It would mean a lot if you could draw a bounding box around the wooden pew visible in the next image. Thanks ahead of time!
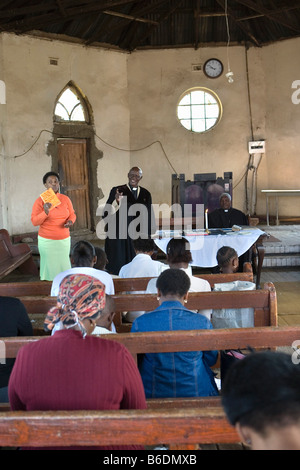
[0,407,239,449]
[112,282,277,328]
[0,396,221,412]
[113,270,253,293]
[113,262,253,292]
[0,263,253,296]
[1,325,297,360]
[5,281,277,333]
[0,229,38,280]
[0,281,52,297]
[0,325,298,449]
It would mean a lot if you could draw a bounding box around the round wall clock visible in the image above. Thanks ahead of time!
[203,58,223,78]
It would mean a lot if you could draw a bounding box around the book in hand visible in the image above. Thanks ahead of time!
[40,188,61,210]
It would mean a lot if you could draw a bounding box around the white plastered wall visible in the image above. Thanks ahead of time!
[0,32,130,234]
[1,33,300,234]
[127,41,300,219]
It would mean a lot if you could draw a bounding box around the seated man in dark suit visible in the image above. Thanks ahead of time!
[208,193,249,229]
[208,193,249,272]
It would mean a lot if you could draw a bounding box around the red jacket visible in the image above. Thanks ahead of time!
[9,329,147,450]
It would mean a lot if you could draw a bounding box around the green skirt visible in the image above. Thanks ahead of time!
[38,236,71,281]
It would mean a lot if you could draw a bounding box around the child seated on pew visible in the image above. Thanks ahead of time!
[92,295,116,335]
[214,246,256,383]
[216,246,239,274]
[212,246,256,329]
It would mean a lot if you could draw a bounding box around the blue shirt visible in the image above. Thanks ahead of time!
[131,300,219,398]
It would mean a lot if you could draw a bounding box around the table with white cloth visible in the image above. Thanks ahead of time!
[154,227,266,287]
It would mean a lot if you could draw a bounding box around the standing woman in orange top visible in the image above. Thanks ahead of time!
[31,172,76,281]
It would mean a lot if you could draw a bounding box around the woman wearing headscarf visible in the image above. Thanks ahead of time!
[8,274,147,450]
[31,171,76,281]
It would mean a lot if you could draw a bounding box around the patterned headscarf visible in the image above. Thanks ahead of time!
[44,274,106,336]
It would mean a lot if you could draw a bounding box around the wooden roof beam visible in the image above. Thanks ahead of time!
[215,0,261,46]
[235,0,300,33]
[102,10,159,25]
[85,0,167,47]
[0,0,141,31]
[118,0,178,51]
[127,0,187,51]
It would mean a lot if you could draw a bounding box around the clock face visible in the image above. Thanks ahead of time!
[203,59,223,78]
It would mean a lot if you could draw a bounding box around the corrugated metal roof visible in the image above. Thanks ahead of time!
[0,0,300,51]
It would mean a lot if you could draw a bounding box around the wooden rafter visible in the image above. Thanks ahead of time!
[116,0,172,50]
[85,0,166,47]
[194,0,201,50]
[0,1,141,31]
[125,0,186,51]
[103,10,159,25]
[0,1,299,50]
[215,0,261,46]
[235,0,300,33]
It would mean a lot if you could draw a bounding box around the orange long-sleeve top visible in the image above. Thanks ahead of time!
[31,193,76,240]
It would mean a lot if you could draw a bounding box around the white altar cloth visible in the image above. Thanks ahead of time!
[154,228,265,268]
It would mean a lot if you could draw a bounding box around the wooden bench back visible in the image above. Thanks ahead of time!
[0,280,52,297]
[0,229,38,279]
[0,396,221,413]
[0,229,30,259]
[113,282,277,327]
[0,407,239,448]
[0,263,253,296]
[1,324,297,360]
[0,325,299,449]
[10,282,276,332]
[113,270,253,293]
[0,238,12,262]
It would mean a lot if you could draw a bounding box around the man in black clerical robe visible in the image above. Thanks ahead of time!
[104,167,156,275]
[208,193,249,229]
[208,193,249,271]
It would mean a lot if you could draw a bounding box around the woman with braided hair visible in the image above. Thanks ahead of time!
[8,274,146,450]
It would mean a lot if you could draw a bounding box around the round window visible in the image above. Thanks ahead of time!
[177,87,222,133]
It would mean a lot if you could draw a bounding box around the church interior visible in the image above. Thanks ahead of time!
[0,0,300,452]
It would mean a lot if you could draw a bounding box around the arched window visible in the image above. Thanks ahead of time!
[177,87,222,133]
[54,83,89,123]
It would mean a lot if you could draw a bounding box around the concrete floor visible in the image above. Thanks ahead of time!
[258,225,300,326]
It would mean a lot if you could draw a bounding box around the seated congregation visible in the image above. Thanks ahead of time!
[1,235,298,450]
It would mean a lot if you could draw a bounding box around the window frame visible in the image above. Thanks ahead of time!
[54,84,90,124]
[176,87,223,134]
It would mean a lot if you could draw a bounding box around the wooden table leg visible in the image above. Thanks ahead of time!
[256,245,265,289]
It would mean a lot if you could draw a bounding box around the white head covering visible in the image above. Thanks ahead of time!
[219,192,231,201]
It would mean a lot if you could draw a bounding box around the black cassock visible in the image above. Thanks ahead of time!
[104,184,155,275]
[208,208,249,229]
[208,208,250,272]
